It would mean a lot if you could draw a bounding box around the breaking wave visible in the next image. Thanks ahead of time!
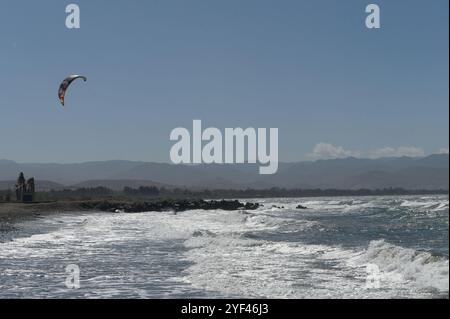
[0,195,448,298]
[355,240,449,293]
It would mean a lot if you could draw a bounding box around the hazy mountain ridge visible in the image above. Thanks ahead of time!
[0,154,448,190]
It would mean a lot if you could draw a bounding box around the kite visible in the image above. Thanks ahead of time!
[58,75,87,106]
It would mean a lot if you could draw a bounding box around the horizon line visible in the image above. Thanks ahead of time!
[1,153,448,166]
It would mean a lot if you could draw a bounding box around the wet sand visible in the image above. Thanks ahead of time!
[0,201,89,222]
[0,202,93,239]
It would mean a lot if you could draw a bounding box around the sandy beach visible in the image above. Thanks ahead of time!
[0,202,88,222]
[0,202,91,242]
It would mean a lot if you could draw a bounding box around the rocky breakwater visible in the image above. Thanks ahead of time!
[79,199,260,213]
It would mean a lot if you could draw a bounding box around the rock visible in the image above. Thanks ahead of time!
[296,204,308,209]
[82,199,260,213]
[272,205,283,209]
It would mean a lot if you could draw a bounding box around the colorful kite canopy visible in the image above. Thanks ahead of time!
[58,75,87,106]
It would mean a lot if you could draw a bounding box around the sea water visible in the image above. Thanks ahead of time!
[0,195,448,298]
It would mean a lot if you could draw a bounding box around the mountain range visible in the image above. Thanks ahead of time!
[0,154,448,190]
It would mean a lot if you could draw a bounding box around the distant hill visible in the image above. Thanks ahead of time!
[71,180,172,191]
[263,154,449,189]
[0,154,448,190]
[0,160,144,184]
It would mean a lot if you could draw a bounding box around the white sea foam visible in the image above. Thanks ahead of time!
[0,195,448,298]
[183,233,449,298]
[352,240,449,292]
[179,198,449,298]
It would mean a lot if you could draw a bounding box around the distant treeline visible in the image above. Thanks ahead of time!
[120,186,446,199]
[1,186,447,202]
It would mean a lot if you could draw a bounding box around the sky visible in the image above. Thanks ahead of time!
[0,0,448,163]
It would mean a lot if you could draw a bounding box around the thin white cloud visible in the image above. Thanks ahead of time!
[307,143,426,160]
[307,143,360,160]
[438,148,449,154]
[368,146,425,159]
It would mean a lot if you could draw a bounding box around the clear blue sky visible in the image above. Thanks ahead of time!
[1,0,448,163]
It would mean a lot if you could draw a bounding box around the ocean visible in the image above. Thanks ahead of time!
[0,195,448,298]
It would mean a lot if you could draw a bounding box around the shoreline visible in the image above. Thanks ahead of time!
[0,201,92,230]
[0,199,260,224]
[2,192,449,223]
[0,199,258,241]
[0,201,88,218]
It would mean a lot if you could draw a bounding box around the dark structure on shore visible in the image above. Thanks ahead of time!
[15,172,35,203]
